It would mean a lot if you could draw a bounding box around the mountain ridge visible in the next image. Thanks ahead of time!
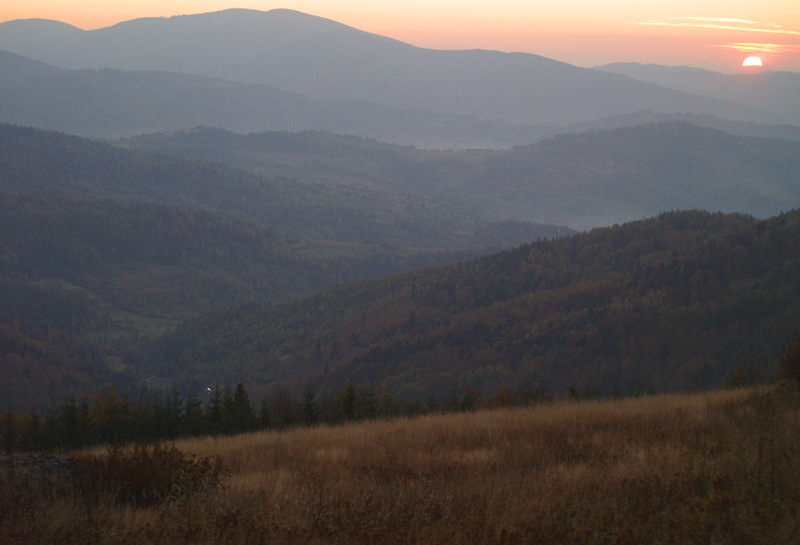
[116,121,800,229]
[0,122,574,247]
[0,9,776,126]
[0,51,553,148]
[597,62,800,125]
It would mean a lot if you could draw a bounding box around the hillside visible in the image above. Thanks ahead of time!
[0,50,61,86]
[0,123,566,248]
[0,123,571,410]
[563,111,800,143]
[4,388,799,544]
[0,9,773,126]
[0,192,470,320]
[119,122,800,229]
[140,209,800,400]
[0,324,114,411]
[488,123,800,226]
[0,190,495,327]
[0,191,490,410]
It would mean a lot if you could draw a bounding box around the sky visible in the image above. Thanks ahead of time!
[2,1,799,72]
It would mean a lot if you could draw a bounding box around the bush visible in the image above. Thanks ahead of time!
[779,337,800,390]
[71,443,227,506]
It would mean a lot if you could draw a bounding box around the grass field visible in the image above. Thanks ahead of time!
[3,387,799,544]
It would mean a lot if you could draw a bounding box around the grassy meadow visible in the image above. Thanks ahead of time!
[3,387,799,544]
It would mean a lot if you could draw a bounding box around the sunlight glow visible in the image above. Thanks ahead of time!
[742,56,763,67]
[1,1,799,71]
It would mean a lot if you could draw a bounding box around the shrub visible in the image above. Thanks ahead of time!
[779,336,800,390]
[71,443,227,506]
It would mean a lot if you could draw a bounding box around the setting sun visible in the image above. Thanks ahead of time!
[742,56,763,67]
[1,1,799,70]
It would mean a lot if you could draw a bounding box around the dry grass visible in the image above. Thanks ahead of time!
[3,387,799,544]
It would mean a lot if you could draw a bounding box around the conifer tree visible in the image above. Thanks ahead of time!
[301,385,319,425]
[339,381,357,421]
[230,383,256,433]
[206,385,223,435]
[184,392,205,436]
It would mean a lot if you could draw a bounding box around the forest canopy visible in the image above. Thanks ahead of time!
[140,209,800,400]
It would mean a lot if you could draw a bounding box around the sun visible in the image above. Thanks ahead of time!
[742,56,763,68]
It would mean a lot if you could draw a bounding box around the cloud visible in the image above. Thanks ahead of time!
[673,17,764,25]
[637,16,800,36]
[713,42,800,54]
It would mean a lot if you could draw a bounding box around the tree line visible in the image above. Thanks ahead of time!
[0,381,557,454]
[5,330,797,454]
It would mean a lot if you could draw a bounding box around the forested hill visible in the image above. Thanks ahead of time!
[140,210,800,400]
[0,192,466,319]
[118,122,800,229]
[0,123,563,249]
[0,192,476,409]
[0,324,112,411]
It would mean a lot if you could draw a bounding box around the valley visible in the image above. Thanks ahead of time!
[1,6,800,542]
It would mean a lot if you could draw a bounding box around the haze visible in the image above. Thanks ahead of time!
[2,1,799,71]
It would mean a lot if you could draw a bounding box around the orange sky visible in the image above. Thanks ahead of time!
[2,1,799,71]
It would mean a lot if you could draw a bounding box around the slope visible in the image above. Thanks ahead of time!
[0,50,61,86]
[563,112,800,143]
[140,209,800,399]
[0,324,113,411]
[0,192,481,409]
[118,122,800,229]
[1,122,563,248]
[1,190,483,327]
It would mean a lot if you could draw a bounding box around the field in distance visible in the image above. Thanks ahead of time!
[4,386,798,544]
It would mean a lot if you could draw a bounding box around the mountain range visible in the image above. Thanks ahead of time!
[2,9,799,148]
[0,122,569,326]
[1,8,799,408]
[117,122,800,229]
[1,122,550,247]
[0,50,550,148]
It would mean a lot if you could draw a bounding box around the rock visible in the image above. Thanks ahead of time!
[1,452,75,477]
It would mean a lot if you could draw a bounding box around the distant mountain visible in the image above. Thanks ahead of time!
[597,63,800,125]
[0,9,772,126]
[118,122,800,229]
[0,50,61,86]
[487,123,800,227]
[139,209,800,399]
[0,53,551,148]
[0,18,80,50]
[3,122,560,247]
[3,52,795,150]
[563,111,800,143]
